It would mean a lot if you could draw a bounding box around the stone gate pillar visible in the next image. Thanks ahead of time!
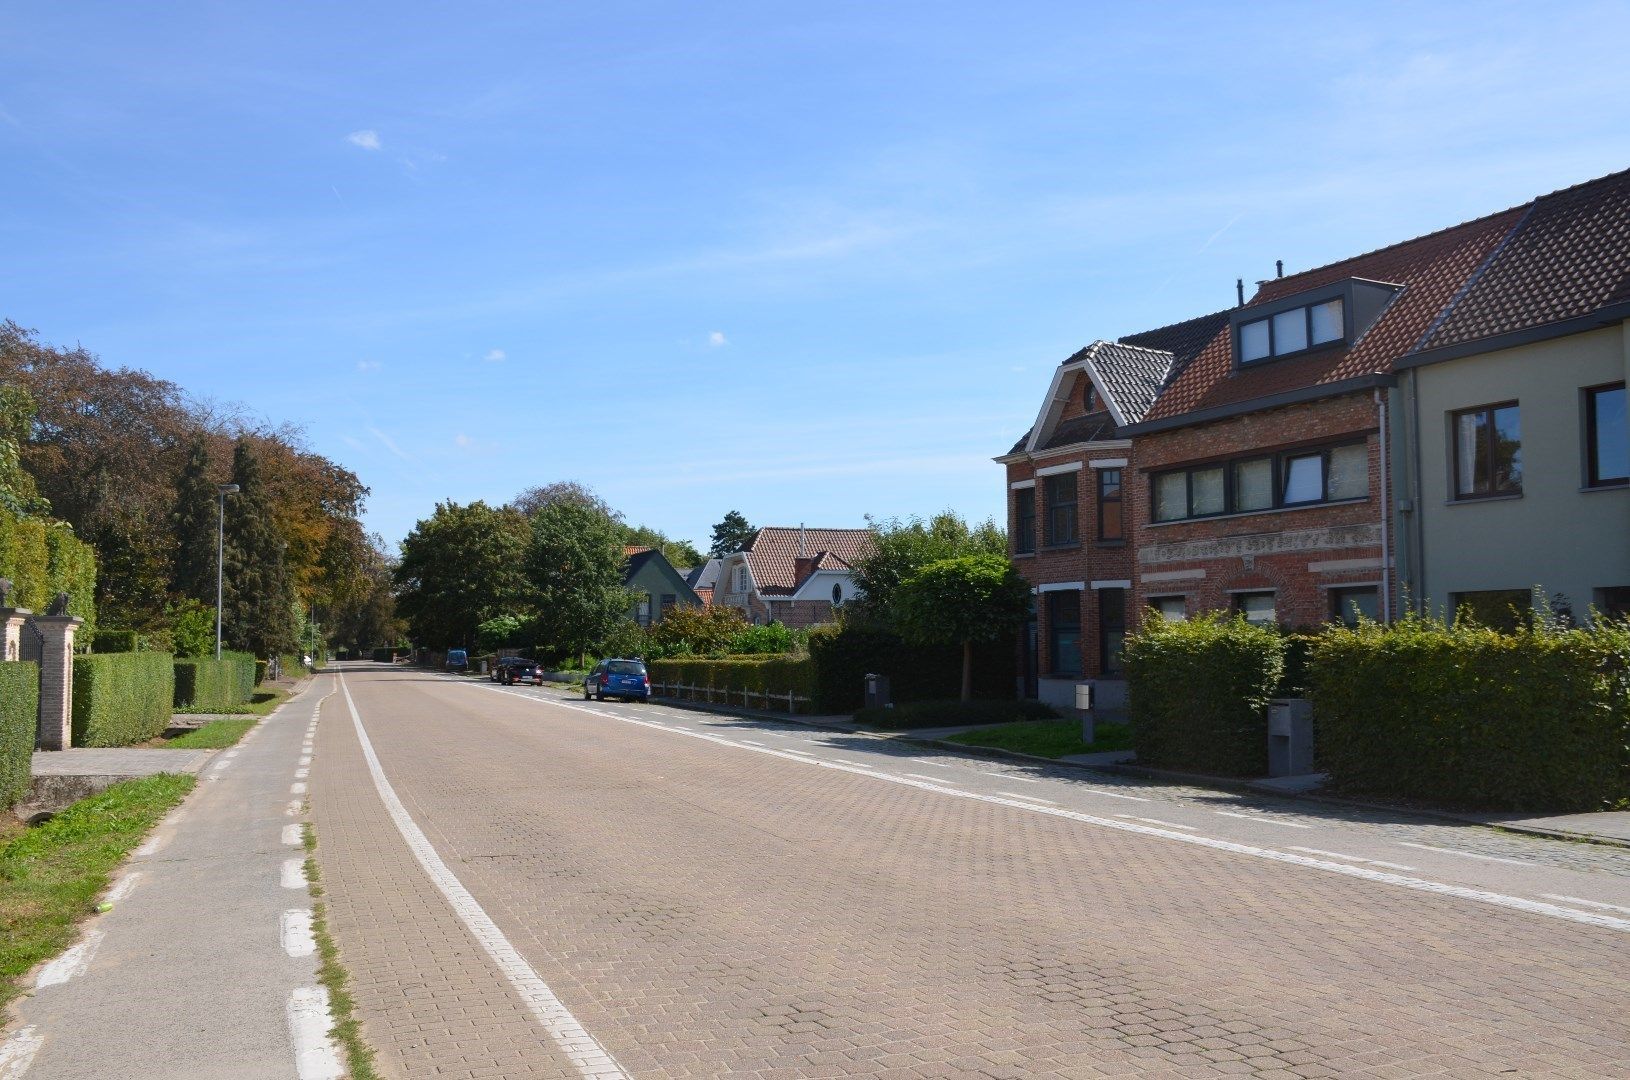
[0,607,31,662]
[33,615,82,751]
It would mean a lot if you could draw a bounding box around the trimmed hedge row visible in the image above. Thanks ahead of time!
[806,626,1015,713]
[1310,617,1630,811]
[1124,613,1286,777]
[72,651,175,747]
[174,652,257,711]
[0,661,38,810]
[647,655,816,711]
[0,509,97,638]
[90,629,140,654]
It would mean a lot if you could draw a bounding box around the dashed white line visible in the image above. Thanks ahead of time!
[281,909,316,957]
[36,930,105,988]
[1001,793,1057,805]
[0,1026,43,1078]
[1077,787,1150,802]
[1289,847,1416,871]
[134,832,168,858]
[1116,814,1199,831]
[105,872,142,904]
[286,800,304,817]
[294,768,310,780]
[982,771,1039,783]
[739,740,766,746]
[903,773,949,783]
[286,987,344,1080]
[299,755,312,766]
[1214,811,1312,829]
[1543,894,1630,916]
[290,782,308,796]
[1398,842,1531,866]
[281,824,303,847]
[338,674,631,1079]
[282,858,307,889]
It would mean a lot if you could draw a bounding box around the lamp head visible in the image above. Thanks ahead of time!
[218,483,241,495]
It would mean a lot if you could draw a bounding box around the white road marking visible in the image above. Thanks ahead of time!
[290,782,308,795]
[36,930,105,988]
[1543,894,1630,916]
[281,909,316,957]
[1289,847,1416,871]
[1001,793,1057,805]
[1077,787,1150,802]
[1398,842,1530,866]
[0,1026,43,1079]
[982,771,1039,782]
[299,755,312,766]
[287,800,304,817]
[1117,814,1198,831]
[1214,811,1312,829]
[282,858,307,889]
[105,872,142,904]
[134,832,168,858]
[917,761,952,768]
[282,824,303,847]
[780,748,814,757]
[294,768,310,779]
[903,773,949,783]
[740,740,766,746]
[472,679,1630,934]
[286,987,344,1080]
[338,674,631,1079]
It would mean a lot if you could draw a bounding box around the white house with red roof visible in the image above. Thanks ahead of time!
[714,526,874,628]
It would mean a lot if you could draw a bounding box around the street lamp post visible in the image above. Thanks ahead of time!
[215,483,240,660]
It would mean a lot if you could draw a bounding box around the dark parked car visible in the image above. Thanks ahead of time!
[499,658,542,686]
[490,656,529,682]
[584,658,649,702]
[445,648,468,672]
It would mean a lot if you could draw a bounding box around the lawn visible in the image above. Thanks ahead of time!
[161,717,258,749]
[945,718,1134,759]
[0,774,195,1005]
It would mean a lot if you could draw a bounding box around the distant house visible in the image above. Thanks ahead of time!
[684,558,723,607]
[714,526,874,628]
[623,547,702,626]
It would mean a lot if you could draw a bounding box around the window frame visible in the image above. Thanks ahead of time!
[1146,594,1188,622]
[1013,486,1037,554]
[1327,585,1379,627]
[1096,468,1124,541]
[1232,590,1278,627]
[1043,473,1079,547]
[1451,400,1522,500]
[1098,587,1126,676]
[1148,439,1368,523]
[1584,382,1628,489]
[1235,295,1348,366]
[1045,589,1082,677]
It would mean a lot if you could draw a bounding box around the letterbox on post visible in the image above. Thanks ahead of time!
[1074,682,1094,746]
[864,673,891,710]
[1267,697,1314,777]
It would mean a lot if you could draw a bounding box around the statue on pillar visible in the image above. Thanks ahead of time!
[46,591,69,617]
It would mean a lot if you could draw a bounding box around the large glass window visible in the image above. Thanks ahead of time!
[1328,586,1379,627]
[1013,487,1036,554]
[1310,298,1344,344]
[1191,466,1225,516]
[1154,472,1188,522]
[1099,588,1126,676]
[1453,403,1522,498]
[1234,591,1277,626]
[1240,319,1270,362]
[1046,590,1082,677]
[1150,441,1367,522]
[1148,595,1187,622]
[1237,298,1346,364]
[1281,453,1324,504]
[1043,473,1078,546]
[1234,458,1273,512]
[1586,383,1628,488]
[1096,469,1123,541]
[1271,308,1308,354]
[1327,443,1368,500]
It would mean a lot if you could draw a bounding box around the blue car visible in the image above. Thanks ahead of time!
[584,658,649,702]
[446,648,468,672]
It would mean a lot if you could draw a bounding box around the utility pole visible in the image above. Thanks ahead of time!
[215,483,240,659]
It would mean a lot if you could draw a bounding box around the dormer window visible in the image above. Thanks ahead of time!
[1232,278,1400,367]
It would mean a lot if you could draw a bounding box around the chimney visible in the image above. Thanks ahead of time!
[795,556,816,582]
[798,523,806,558]
[1236,277,1244,306]
[1276,259,1284,278]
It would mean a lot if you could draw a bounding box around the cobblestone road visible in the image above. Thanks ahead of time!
[312,665,1630,1079]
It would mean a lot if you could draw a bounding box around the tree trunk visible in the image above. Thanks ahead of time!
[961,639,973,702]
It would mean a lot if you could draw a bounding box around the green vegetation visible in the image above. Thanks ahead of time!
[708,510,758,558]
[854,698,1058,730]
[0,774,194,1005]
[173,652,257,711]
[946,718,1133,758]
[161,717,257,749]
[302,823,381,1080]
[1124,613,1286,777]
[527,497,632,666]
[894,553,1032,701]
[0,662,38,810]
[72,651,176,747]
[806,624,1016,713]
[646,655,815,709]
[847,511,1006,629]
[394,500,532,647]
[1311,612,1630,811]
[0,505,98,637]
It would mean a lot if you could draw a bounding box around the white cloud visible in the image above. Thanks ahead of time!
[367,426,413,461]
[483,348,506,363]
[356,359,382,372]
[346,130,382,151]
[707,331,727,348]
[454,433,472,447]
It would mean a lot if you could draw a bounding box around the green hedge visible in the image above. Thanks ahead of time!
[806,625,1016,713]
[0,509,97,639]
[646,655,816,711]
[854,699,1057,730]
[0,661,38,809]
[173,652,257,711]
[1124,613,1286,777]
[71,652,175,747]
[1310,615,1630,811]
[90,629,140,654]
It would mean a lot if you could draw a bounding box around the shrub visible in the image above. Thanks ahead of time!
[71,651,175,746]
[0,661,38,809]
[173,652,257,711]
[645,605,749,655]
[806,624,1016,713]
[168,599,216,658]
[853,699,1057,730]
[1310,614,1630,811]
[476,614,526,653]
[0,509,97,638]
[1124,613,1286,777]
[254,659,268,686]
[89,630,139,654]
[724,622,801,656]
[646,655,816,711]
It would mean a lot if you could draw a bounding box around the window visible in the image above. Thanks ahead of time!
[1237,297,1346,364]
[1013,487,1036,554]
[1328,586,1379,627]
[659,594,677,620]
[1099,588,1126,676]
[831,583,843,606]
[636,595,652,627]
[1586,383,1628,488]
[1233,591,1276,626]
[733,565,749,593]
[1596,587,1630,620]
[1151,441,1367,522]
[1044,473,1078,546]
[1097,469,1123,541]
[1452,589,1529,631]
[1148,595,1187,622]
[1453,402,1522,498]
[1046,590,1082,677]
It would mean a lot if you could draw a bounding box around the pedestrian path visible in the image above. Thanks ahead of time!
[0,679,339,1080]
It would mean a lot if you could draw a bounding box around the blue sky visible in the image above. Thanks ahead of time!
[5,2,1629,554]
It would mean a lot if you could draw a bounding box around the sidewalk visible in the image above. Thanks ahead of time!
[1,678,339,1079]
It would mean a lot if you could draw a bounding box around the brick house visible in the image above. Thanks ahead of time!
[713,526,874,629]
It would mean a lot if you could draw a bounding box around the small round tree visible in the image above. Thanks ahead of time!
[895,553,1032,702]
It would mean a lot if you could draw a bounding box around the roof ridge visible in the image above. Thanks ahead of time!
[1095,339,1176,359]
[1410,201,1540,354]
[1118,307,1233,343]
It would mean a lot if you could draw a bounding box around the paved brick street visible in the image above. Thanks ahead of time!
[312,664,1630,1079]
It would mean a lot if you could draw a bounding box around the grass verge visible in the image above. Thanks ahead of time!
[175,687,292,718]
[302,823,379,1080]
[946,718,1134,759]
[160,717,258,749]
[0,773,195,1006]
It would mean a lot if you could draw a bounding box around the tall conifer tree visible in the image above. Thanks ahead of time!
[172,436,219,605]
[221,440,298,656]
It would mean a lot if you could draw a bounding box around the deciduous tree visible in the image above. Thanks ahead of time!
[393,501,531,647]
[894,553,1031,702]
[849,511,1006,630]
[526,499,632,666]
